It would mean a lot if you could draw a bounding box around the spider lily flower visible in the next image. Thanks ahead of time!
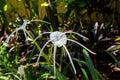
[3,20,31,46]
[35,31,96,76]
[3,20,50,46]
[50,31,67,47]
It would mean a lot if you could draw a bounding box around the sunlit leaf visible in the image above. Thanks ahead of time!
[41,2,49,7]
[41,73,52,79]
[106,45,120,51]
[4,5,7,11]
[115,37,120,41]
[0,76,13,80]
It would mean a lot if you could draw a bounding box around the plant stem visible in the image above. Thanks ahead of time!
[53,45,57,77]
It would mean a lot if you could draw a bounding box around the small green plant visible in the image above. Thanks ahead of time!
[73,49,104,80]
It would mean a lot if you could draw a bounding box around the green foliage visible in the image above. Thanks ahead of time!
[0,76,13,80]
[107,52,120,67]
[82,49,105,80]
[73,49,105,80]
[0,0,120,80]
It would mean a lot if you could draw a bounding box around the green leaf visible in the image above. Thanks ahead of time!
[40,73,53,79]
[4,5,7,11]
[0,0,7,11]
[107,52,120,67]
[41,64,68,80]
[82,49,97,80]
[79,1,87,8]
[73,58,89,80]
[95,69,105,80]
[107,45,120,51]
[0,76,13,80]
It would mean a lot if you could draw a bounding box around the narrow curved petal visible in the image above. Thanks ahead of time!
[23,30,27,41]
[64,31,89,40]
[3,36,11,46]
[3,31,16,46]
[30,20,51,24]
[62,44,76,74]
[9,46,15,52]
[36,40,51,65]
[34,32,51,42]
[67,39,96,55]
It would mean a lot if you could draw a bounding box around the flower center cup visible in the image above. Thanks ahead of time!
[50,31,67,47]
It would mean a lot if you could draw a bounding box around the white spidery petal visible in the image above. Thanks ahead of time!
[30,20,51,24]
[36,40,51,66]
[65,31,89,40]
[62,44,76,74]
[3,31,15,46]
[34,32,51,42]
[67,38,96,55]
[50,31,67,47]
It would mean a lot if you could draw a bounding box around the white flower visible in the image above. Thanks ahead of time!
[35,31,96,76]
[3,20,30,46]
[50,31,67,47]
[3,20,50,46]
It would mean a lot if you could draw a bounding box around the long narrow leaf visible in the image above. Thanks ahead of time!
[107,52,120,67]
[82,49,97,80]
[41,64,68,80]
[73,58,89,80]
[95,69,105,80]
